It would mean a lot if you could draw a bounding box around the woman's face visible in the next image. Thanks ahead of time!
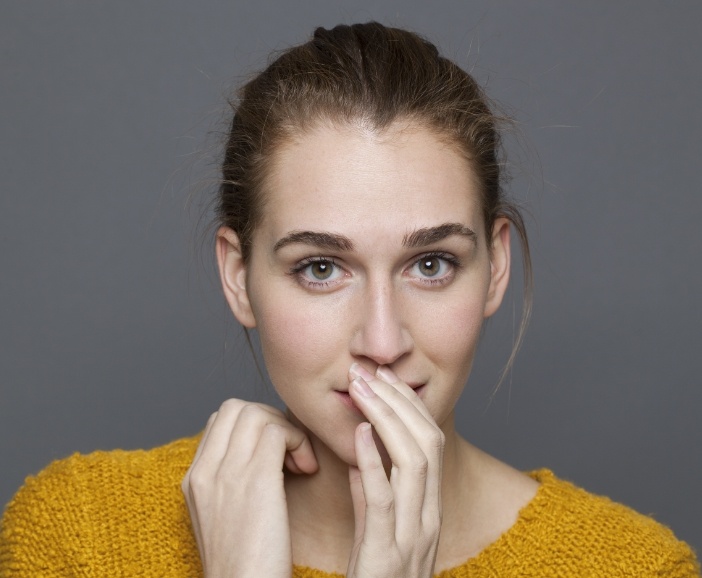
[218,121,510,465]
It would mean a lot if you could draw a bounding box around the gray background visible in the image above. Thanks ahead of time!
[2,0,701,555]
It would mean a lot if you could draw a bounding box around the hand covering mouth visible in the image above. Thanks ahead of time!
[334,382,426,393]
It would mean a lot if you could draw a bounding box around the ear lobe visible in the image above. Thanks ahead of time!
[216,226,256,328]
[484,218,511,318]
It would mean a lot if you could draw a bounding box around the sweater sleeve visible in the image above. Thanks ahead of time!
[658,540,701,577]
[1,438,203,578]
[0,455,92,577]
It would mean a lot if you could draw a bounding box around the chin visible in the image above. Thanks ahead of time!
[287,407,363,467]
[314,429,364,469]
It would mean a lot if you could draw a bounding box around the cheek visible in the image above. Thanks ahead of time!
[252,293,347,393]
[446,302,484,365]
[250,291,361,464]
[413,295,487,426]
[418,291,486,368]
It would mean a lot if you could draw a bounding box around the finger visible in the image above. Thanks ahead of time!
[285,433,318,474]
[349,379,426,516]
[182,412,223,544]
[375,365,434,423]
[346,464,365,578]
[243,406,318,473]
[249,423,293,472]
[349,377,443,529]
[356,370,443,468]
[190,399,252,469]
[369,374,445,526]
[350,363,434,424]
[222,405,318,474]
[353,422,395,543]
[350,374,440,461]
[187,400,317,482]
[348,464,366,544]
[191,410,219,466]
[182,408,225,501]
[284,452,303,474]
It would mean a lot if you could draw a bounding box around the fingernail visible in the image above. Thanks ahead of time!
[376,365,399,384]
[351,376,375,398]
[350,363,374,381]
[361,423,375,446]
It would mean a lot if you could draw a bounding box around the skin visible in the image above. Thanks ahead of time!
[182,121,539,576]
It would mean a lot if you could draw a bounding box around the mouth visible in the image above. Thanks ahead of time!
[335,390,364,415]
[335,382,427,413]
[410,383,427,397]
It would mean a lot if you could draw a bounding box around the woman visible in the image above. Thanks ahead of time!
[1,22,698,577]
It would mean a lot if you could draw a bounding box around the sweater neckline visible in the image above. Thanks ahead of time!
[292,468,555,577]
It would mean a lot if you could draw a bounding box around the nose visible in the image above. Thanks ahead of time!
[349,277,413,367]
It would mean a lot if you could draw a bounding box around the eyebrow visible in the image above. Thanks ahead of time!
[403,223,478,248]
[273,222,477,253]
[273,230,354,252]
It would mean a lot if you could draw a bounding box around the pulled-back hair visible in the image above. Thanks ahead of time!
[217,22,532,386]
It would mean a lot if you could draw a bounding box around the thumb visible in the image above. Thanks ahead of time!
[349,464,366,544]
[347,463,366,578]
[286,434,319,474]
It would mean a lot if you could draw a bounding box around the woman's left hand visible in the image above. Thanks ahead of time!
[345,364,445,578]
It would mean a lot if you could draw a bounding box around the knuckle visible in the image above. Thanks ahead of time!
[422,510,442,532]
[213,466,235,486]
[366,456,386,474]
[238,402,264,420]
[370,495,395,516]
[376,403,396,420]
[186,468,210,493]
[237,400,264,415]
[427,429,445,452]
[219,398,244,413]
[407,454,429,477]
[262,422,286,440]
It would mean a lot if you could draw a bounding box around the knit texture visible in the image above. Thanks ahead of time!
[1,436,698,577]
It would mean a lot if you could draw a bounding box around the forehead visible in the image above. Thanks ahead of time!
[260,122,484,242]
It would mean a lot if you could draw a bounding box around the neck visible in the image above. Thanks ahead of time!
[284,411,474,572]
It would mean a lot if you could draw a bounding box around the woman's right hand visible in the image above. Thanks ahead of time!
[182,399,318,578]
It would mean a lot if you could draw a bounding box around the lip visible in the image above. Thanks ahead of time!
[411,383,427,397]
[335,382,427,413]
[335,390,365,415]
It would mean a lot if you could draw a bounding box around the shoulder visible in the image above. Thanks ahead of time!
[496,469,699,576]
[4,435,200,517]
[0,436,202,576]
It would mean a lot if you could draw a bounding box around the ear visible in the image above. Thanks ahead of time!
[484,217,511,318]
[216,226,256,328]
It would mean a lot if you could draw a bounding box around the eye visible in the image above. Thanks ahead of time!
[416,256,444,277]
[408,252,460,284]
[291,257,345,288]
[307,260,335,280]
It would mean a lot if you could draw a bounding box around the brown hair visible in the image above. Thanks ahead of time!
[217,22,532,387]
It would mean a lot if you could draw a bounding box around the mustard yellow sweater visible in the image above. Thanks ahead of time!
[1,436,698,577]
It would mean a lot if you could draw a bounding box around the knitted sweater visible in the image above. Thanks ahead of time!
[0,436,698,577]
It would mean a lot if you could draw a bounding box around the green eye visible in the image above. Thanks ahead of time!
[418,257,441,277]
[408,252,459,284]
[293,258,343,287]
[310,261,333,280]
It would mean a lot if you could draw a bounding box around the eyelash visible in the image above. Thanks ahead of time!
[290,251,462,290]
[289,256,343,289]
[409,251,462,285]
